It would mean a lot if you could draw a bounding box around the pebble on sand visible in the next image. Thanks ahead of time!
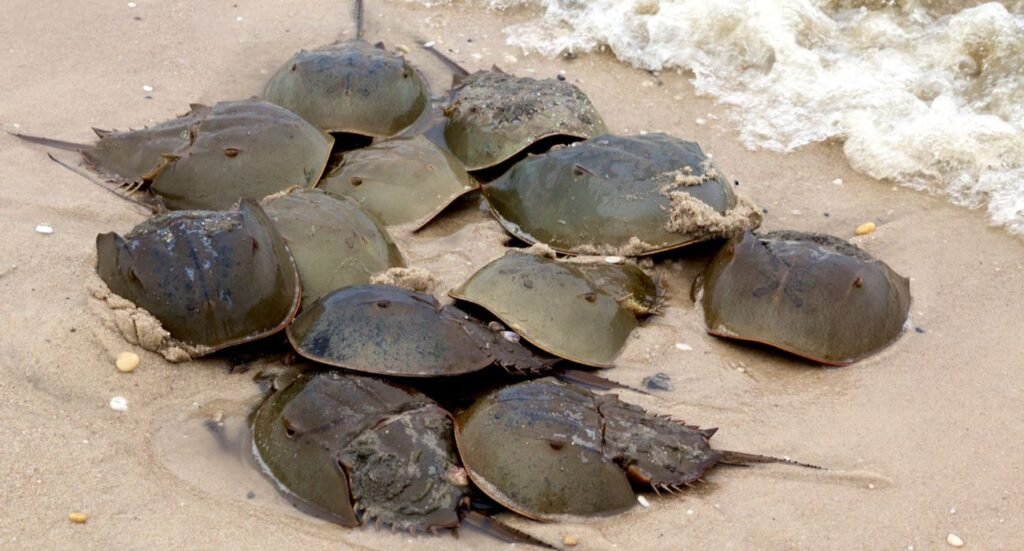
[563,536,578,547]
[142,84,153,92]
[946,533,964,547]
[115,351,140,373]
[69,512,87,524]
[109,396,129,412]
[855,222,876,236]
[642,372,672,391]
[35,224,54,234]
[637,495,650,507]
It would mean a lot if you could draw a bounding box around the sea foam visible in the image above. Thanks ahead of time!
[418,0,1024,235]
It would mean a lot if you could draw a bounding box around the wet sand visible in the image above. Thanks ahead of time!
[1,1,1022,549]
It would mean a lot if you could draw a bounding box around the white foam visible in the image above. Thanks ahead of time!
[419,0,1024,235]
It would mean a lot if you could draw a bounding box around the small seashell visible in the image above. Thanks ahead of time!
[69,512,87,524]
[946,533,964,547]
[674,343,693,351]
[423,41,436,49]
[127,2,137,7]
[35,224,54,234]
[395,44,410,54]
[142,84,153,92]
[563,536,578,547]
[109,396,129,412]
[832,178,844,186]
[855,222,876,236]
[500,331,520,344]
[115,352,140,373]
[637,495,650,507]
[604,256,623,264]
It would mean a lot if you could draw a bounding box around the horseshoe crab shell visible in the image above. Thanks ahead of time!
[317,134,478,229]
[482,133,762,256]
[454,378,722,521]
[252,371,465,530]
[696,230,912,365]
[449,253,656,367]
[443,70,607,171]
[95,199,301,354]
[17,100,333,211]
[263,40,429,137]
[261,188,404,306]
[286,284,554,377]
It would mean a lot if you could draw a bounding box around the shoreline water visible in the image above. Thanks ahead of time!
[1,1,1023,549]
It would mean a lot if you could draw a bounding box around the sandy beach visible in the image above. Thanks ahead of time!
[2,1,1022,549]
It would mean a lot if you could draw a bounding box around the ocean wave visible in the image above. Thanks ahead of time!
[416,0,1024,235]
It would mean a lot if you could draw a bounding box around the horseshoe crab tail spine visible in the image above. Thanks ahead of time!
[419,41,470,78]
[11,132,90,152]
[718,449,825,470]
[460,510,555,549]
[354,0,365,40]
[554,369,650,395]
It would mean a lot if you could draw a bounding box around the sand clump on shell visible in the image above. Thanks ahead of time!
[570,236,655,257]
[369,266,439,293]
[664,191,762,238]
[87,280,202,363]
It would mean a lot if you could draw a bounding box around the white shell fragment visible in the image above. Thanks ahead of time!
[142,84,153,92]
[109,396,129,412]
[946,533,964,548]
[637,495,650,507]
[34,224,54,234]
[675,343,693,351]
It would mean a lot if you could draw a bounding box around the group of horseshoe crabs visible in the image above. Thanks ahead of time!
[15,0,913,545]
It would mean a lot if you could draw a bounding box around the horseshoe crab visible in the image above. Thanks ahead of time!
[262,0,428,139]
[261,188,404,305]
[695,230,912,365]
[455,377,813,521]
[96,199,301,355]
[252,370,554,546]
[252,370,466,530]
[443,69,608,172]
[16,100,333,211]
[482,133,762,256]
[317,134,478,229]
[449,252,657,367]
[286,284,555,377]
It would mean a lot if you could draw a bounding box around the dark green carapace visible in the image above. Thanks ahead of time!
[455,378,723,521]
[697,230,912,365]
[263,40,428,137]
[482,133,761,255]
[252,371,466,530]
[95,199,301,354]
